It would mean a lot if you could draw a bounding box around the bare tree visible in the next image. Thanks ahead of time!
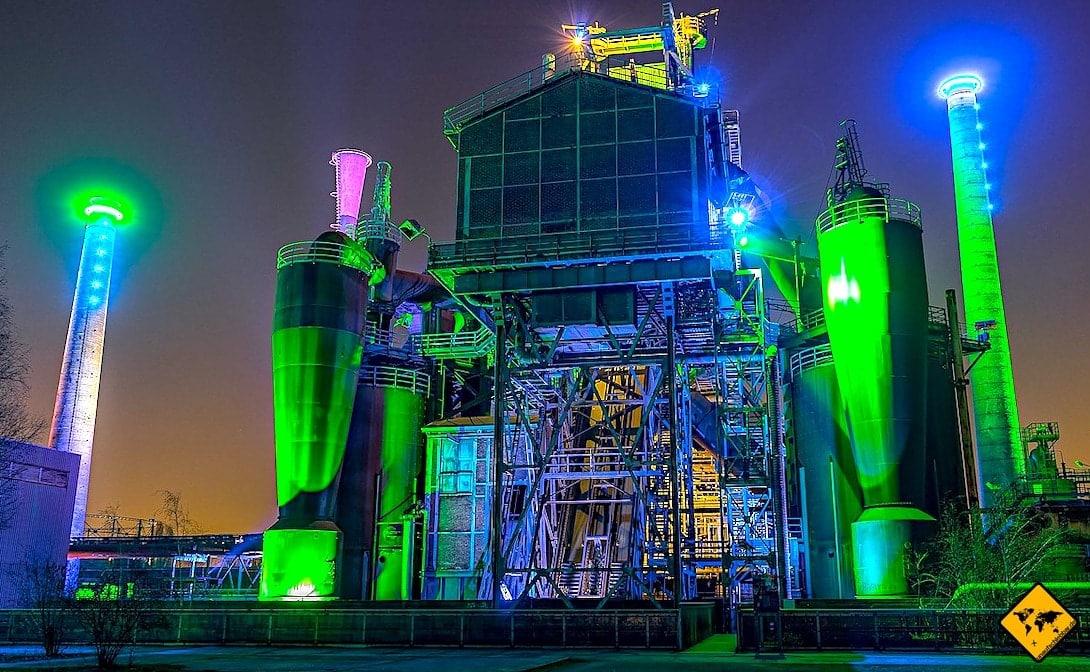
[0,244,45,531]
[21,555,70,657]
[71,571,162,668]
[154,489,202,535]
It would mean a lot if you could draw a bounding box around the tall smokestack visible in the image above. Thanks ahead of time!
[50,197,124,538]
[330,148,372,239]
[938,73,1023,505]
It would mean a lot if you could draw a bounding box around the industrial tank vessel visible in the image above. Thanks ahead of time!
[261,150,376,600]
[816,185,932,598]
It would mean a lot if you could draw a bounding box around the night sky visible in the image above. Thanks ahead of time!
[2,1,1087,533]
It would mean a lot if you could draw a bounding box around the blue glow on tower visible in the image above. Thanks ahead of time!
[49,197,124,538]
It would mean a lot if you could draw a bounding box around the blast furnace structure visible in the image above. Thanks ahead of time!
[258,4,1053,612]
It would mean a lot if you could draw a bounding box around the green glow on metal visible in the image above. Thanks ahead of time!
[83,197,124,222]
[817,194,930,597]
[826,259,860,307]
[271,326,362,506]
[372,386,425,600]
[69,188,135,228]
[259,527,339,600]
[941,73,1024,498]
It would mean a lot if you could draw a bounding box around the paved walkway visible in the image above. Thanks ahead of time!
[1,637,1083,671]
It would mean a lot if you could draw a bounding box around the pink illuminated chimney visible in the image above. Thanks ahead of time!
[329,149,373,239]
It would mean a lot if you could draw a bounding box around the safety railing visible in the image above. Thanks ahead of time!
[788,344,833,378]
[358,365,431,396]
[276,240,375,273]
[0,605,712,650]
[815,196,922,234]
[429,225,712,270]
[443,51,708,138]
[739,608,1090,653]
[363,322,418,353]
[419,327,495,360]
[355,218,402,244]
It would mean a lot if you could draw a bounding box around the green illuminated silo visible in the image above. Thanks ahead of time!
[260,232,373,601]
[938,74,1023,504]
[816,188,932,598]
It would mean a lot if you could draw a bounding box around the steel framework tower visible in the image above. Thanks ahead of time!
[49,197,124,538]
[938,74,1023,504]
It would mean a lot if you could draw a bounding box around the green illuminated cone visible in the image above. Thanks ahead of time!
[260,232,374,600]
[816,188,932,597]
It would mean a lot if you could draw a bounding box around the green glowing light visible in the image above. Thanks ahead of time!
[259,527,339,600]
[817,194,930,598]
[826,259,860,307]
[372,387,425,600]
[84,197,124,222]
[271,326,362,506]
[69,188,134,228]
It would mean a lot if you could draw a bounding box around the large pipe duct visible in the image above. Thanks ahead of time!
[357,161,402,306]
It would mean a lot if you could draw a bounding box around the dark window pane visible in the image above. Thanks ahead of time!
[460,114,503,155]
[456,158,468,234]
[580,78,616,112]
[505,119,540,152]
[542,221,576,234]
[619,214,657,231]
[470,155,503,188]
[504,223,539,237]
[507,96,541,120]
[541,149,576,182]
[656,97,695,138]
[542,81,577,116]
[504,151,540,185]
[617,108,654,142]
[617,87,653,110]
[657,137,692,173]
[580,144,616,179]
[503,185,539,225]
[580,111,616,145]
[657,172,691,212]
[580,178,617,217]
[618,176,656,215]
[541,181,576,221]
[468,188,502,230]
[617,141,655,176]
[542,114,576,149]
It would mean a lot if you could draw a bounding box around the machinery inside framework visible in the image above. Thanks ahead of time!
[257,3,1090,610]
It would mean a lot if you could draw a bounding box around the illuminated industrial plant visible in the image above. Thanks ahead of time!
[250,5,1031,611]
[173,4,1089,633]
[49,197,124,538]
[938,73,1024,504]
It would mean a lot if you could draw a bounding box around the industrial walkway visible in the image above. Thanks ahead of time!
[2,637,1085,671]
